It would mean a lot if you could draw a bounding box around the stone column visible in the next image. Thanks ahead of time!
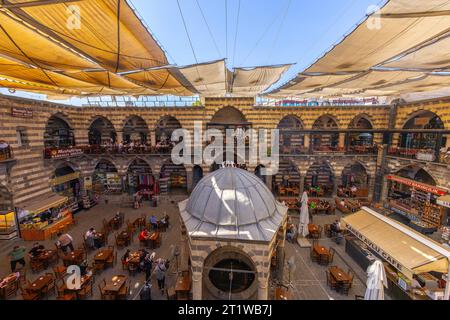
[391,133,400,147]
[380,175,389,205]
[298,175,305,196]
[186,167,194,193]
[338,133,346,150]
[150,129,156,147]
[257,276,269,300]
[192,271,202,300]
[116,131,123,144]
[303,134,310,150]
[333,175,341,197]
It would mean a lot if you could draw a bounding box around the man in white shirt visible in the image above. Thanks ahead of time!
[84,228,96,249]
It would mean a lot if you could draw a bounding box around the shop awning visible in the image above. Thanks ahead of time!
[19,194,68,214]
[386,175,447,196]
[437,195,450,208]
[342,207,450,277]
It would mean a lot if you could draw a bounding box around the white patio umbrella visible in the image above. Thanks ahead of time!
[298,191,309,238]
[365,260,388,300]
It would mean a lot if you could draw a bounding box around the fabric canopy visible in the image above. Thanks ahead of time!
[230,64,292,97]
[4,0,168,72]
[20,194,68,213]
[342,207,450,278]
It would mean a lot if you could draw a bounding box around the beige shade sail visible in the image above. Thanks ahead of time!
[369,74,450,94]
[342,208,450,277]
[4,0,168,72]
[382,34,450,70]
[267,73,358,97]
[0,9,98,71]
[306,0,450,73]
[19,194,68,214]
[230,64,292,96]
[331,70,424,90]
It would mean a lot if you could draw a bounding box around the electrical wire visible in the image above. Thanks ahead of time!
[231,0,241,68]
[195,0,222,58]
[266,0,292,63]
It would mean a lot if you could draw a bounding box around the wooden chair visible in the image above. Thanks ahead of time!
[98,279,107,300]
[319,248,334,266]
[167,287,177,300]
[92,261,105,274]
[115,234,127,248]
[325,270,337,291]
[324,224,332,238]
[41,273,56,298]
[56,293,77,300]
[55,278,67,297]
[117,281,130,300]
[30,258,46,273]
[78,277,94,300]
[53,265,67,281]
[0,277,19,299]
[340,281,352,295]
[310,246,319,263]
[105,251,117,269]
[126,220,136,234]
[19,286,39,301]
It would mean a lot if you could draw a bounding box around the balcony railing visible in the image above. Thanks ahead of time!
[0,143,13,162]
[387,147,450,164]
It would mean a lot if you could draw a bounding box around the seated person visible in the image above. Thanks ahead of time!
[84,228,96,249]
[121,249,131,265]
[28,242,45,258]
[285,224,296,243]
[139,229,151,241]
[331,219,342,234]
[149,215,158,230]
[160,213,169,228]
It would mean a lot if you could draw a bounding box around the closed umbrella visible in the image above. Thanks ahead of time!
[365,260,388,300]
[298,191,309,238]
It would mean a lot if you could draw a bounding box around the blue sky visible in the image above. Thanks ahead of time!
[0,0,385,104]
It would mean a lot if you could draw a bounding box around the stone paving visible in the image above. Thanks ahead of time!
[0,195,384,300]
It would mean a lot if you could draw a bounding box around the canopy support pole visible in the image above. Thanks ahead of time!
[445,259,450,300]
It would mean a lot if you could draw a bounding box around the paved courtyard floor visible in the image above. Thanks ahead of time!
[0,194,381,300]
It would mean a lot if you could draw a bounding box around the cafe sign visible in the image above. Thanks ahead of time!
[387,175,447,196]
[11,107,33,118]
[346,224,413,278]
[48,148,84,159]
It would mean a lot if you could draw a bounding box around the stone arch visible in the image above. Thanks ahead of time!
[348,114,374,129]
[125,158,154,194]
[304,161,335,197]
[273,159,301,196]
[402,109,445,130]
[210,106,248,124]
[202,245,258,300]
[394,164,438,186]
[311,114,339,151]
[44,112,75,148]
[155,115,182,143]
[277,115,305,154]
[341,161,369,189]
[312,114,340,129]
[122,115,150,143]
[88,115,117,145]
[92,158,121,193]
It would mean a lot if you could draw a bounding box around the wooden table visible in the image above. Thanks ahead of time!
[313,245,329,257]
[65,273,93,297]
[94,249,113,262]
[104,275,127,293]
[308,224,319,235]
[127,252,141,266]
[28,275,52,292]
[62,249,84,266]
[94,233,106,247]
[117,231,130,244]
[275,287,291,300]
[329,266,351,283]
[37,249,57,265]
[175,273,191,300]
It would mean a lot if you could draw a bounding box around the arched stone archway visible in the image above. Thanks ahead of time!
[273,160,301,197]
[123,115,149,144]
[312,115,339,152]
[278,115,305,154]
[202,246,258,300]
[305,161,335,197]
[125,158,153,195]
[348,114,374,152]
[192,165,203,188]
[51,163,81,205]
[44,114,75,148]
[88,116,117,145]
[92,159,121,193]
[160,162,187,194]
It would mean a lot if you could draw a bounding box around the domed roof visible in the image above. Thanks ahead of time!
[179,167,288,242]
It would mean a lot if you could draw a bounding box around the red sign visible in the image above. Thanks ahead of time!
[387,175,447,196]
[11,107,33,118]
[45,147,83,159]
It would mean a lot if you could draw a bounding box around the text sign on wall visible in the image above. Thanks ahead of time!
[387,175,447,196]
[11,107,33,118]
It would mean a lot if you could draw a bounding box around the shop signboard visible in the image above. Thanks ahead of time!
[437,196,450,208]
[51,172,80,187]
[47,148,84,159]
[346,223,413,279]
[386,175,447,196]
[11,107,33,118]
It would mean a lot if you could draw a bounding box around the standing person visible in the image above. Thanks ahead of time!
[149,215,158,230]
[140,280,152,300]
[28,242,45,258]
[8,246,26,272]
[56,232,74,253]
[154,259,167,294]
[84,228,96,249]
[143,253,153,281]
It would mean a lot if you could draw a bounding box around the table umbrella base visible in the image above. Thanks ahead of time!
[297,237,311,248]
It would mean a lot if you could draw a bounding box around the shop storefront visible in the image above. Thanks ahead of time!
[126,159,154,196]
[51,166,81,213]
[343,208,450,300]
[387,174,447,234]
[93,160,121,194]
[17,194,73,241]
[0,211,17,240]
